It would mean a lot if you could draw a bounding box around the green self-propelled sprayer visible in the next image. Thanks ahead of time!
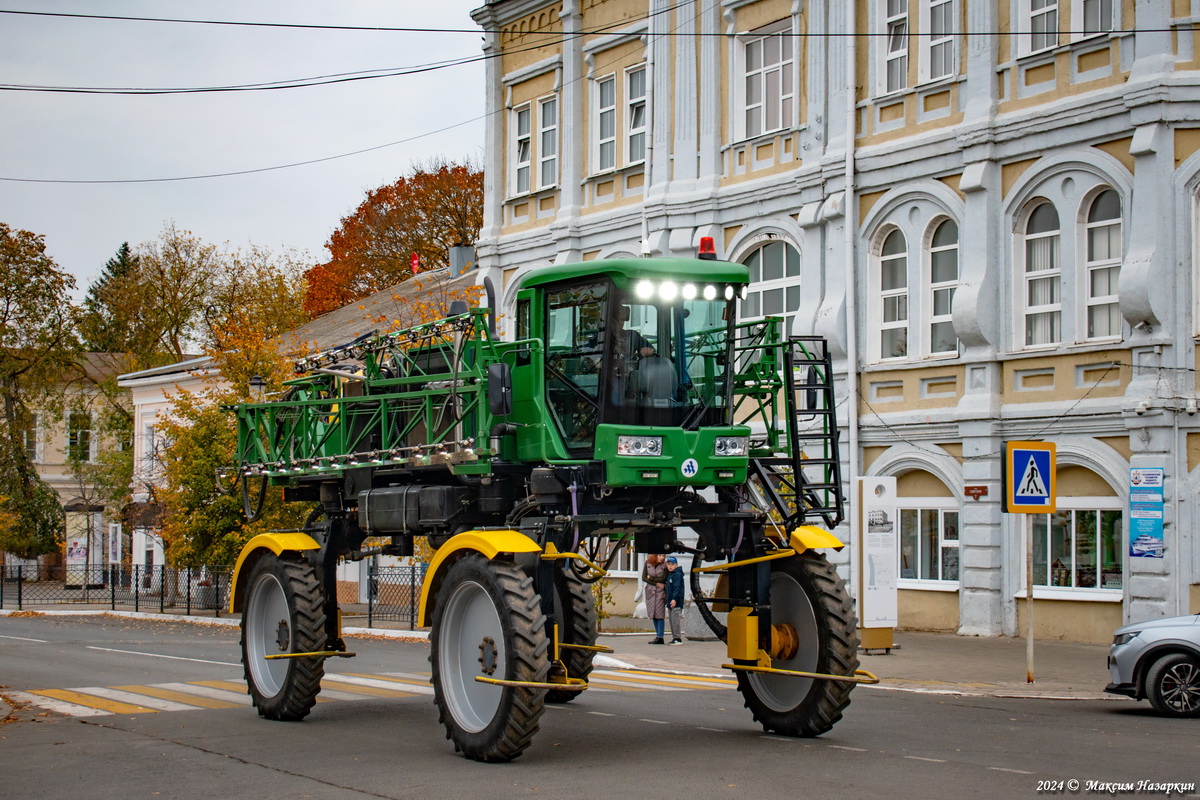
[222,253,876,762]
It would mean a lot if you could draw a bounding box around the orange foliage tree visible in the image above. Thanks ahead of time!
[304,159,483,318]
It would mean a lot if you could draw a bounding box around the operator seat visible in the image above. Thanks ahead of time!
[633,356,677,408]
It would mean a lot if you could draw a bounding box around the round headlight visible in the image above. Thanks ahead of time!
[703,284,717,300]
[682,283,697,300]
[724,285,735,301]
[636,280,655,300]
[660,281,679,301]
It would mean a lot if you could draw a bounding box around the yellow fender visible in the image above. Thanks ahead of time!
[789,525,845,554]
[417,530,543,627]
[228,532,321,613]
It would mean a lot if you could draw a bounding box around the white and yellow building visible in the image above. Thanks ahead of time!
[470,0,1200,642]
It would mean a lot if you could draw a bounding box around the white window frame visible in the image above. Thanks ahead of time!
[512,104,531,196]
[918,0,955,84]
[877,228,910,360]
[1073,0,1114,40]
[1026,500,1124,596]
[880,0,909,95]
[926,218,959,356]
[738,239,803,335]
[626,65,647,167]
[1082,189,1122,342]
[24,412,43,463]
[142,422,160,480]
[538,96,559,190]
[67,410,95,464]
[734,21,795,141]
[898,501,961,586]
[1021,201,1062,348]
[1021,0,1060,56]
[594,74,617,174]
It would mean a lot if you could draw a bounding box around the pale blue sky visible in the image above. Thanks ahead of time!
[0,1,486,292]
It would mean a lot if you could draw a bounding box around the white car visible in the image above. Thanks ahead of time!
[1106,614,1200,717]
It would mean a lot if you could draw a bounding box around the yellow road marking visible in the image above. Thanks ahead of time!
[613,669,737,685]
[112,685,242,710]
[193,678,332,702]
[591,673,722,690]
[318,681,416,699]
[29,688,156,715]
[345,673,431,688]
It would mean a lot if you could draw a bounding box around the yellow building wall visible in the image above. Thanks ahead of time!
[898,589,959,632]
[1000,352,1128,405]
[1015,599,1123,644]
[499,4,564,74]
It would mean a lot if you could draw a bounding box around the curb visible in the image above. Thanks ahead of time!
[0,608,240,627]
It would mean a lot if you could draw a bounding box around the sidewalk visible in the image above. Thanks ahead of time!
[594,615,1119,701]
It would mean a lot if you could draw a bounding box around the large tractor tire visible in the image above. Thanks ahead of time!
[430,554,550,762]
[547,569,598,704]
[240,553,327,720]
[736,552,859,737]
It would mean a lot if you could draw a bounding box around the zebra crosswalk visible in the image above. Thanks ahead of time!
[7,669,736,718]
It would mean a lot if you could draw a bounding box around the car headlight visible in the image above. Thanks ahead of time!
[617,435,663,456]
[714,436,749,457]
[1112,631,1140,647]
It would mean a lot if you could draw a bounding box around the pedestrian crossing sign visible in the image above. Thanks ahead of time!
[1004,441,1056,513]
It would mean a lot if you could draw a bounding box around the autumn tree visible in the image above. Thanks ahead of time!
[0,223,78,558]
[304,158,483,317]
[157,245,313,566]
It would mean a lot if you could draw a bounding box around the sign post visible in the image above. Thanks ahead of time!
[858,477,898,651]
[1003,441,1056,684]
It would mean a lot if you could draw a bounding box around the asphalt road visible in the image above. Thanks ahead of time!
[1,615,1196,799]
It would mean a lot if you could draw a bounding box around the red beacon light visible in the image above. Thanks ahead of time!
[697,236,717,260]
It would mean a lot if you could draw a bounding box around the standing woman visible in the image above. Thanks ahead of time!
[642,554,667,644]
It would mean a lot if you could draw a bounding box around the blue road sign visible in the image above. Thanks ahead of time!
[1004,441,1056,513]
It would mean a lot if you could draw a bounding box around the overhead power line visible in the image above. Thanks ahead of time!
[0,7,1184,36]
[0,116,486,184]
[0,2,691,95]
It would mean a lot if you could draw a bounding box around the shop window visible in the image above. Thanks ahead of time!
[1032,508,1123,589]
[900,507,960,582]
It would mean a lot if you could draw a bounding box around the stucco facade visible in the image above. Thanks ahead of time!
[471,0,1200,641]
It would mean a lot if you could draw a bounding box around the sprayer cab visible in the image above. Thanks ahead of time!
[223,254,857,763]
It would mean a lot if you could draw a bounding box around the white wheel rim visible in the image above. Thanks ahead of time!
[245,572,291,697]
[1162,662,1200,713]
[439,579,505,733]
[747,569,819,712]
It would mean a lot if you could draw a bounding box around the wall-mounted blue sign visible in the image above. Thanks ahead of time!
[1129,468,1164,558]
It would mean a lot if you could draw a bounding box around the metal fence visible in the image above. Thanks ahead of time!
[0,565,232,617]
[367,564,425,629]
[0,562,428,629]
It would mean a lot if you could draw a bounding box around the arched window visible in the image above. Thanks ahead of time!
[740,239,801,333]
[879,229,908,358]
[1084,189,1121,340]
[928,219,958,354]
[1023,201,1060,346]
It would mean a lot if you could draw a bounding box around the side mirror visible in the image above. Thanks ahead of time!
[488,363,513,416]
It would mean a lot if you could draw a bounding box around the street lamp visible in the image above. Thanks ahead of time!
[249,374,266,402]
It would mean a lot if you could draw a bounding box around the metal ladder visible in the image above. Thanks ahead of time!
[748,336,844,530]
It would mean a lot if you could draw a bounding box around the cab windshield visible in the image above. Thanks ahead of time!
[543,280,736,454]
